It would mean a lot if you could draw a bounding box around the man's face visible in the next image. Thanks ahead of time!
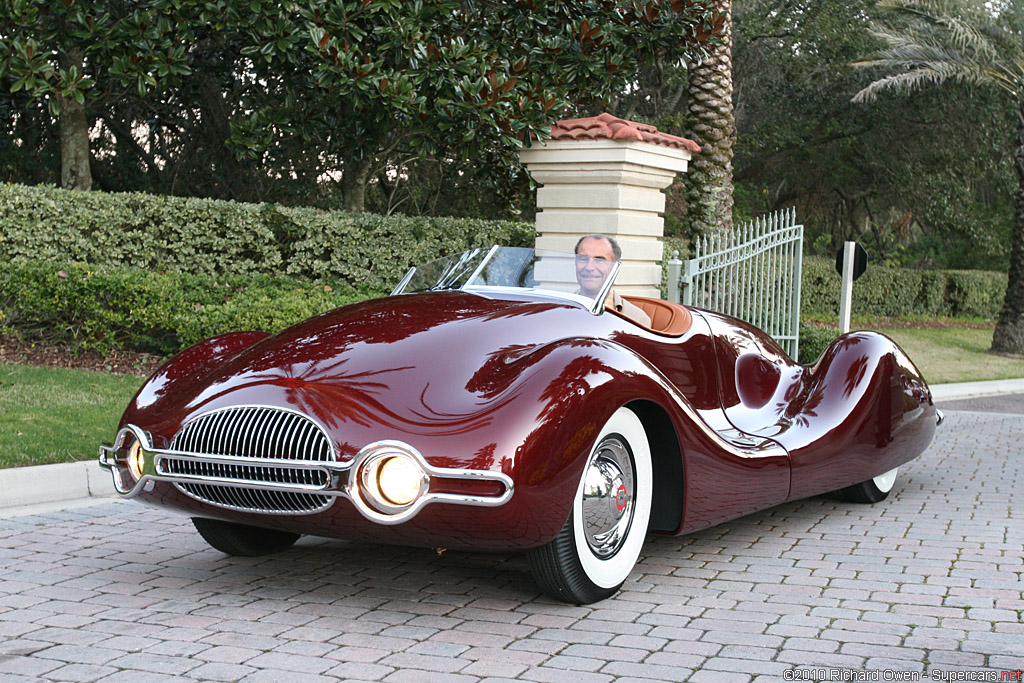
[575,237,616,298]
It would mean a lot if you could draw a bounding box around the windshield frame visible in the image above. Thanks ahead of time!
[391,245,620,315]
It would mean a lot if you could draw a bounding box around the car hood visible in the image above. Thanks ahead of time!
[127,291,596,457]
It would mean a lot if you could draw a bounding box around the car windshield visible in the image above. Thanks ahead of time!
[391,246,620,314]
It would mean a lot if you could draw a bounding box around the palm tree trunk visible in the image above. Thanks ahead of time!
[683,0,735,236]
[991,105,1024,356]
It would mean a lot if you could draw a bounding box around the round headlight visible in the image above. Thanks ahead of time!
[127,440,146,481]
[377,456,423,506]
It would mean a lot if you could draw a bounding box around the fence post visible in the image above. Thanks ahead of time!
[791,216,804,359]
[681,258,696,307]
[667,250,682,303]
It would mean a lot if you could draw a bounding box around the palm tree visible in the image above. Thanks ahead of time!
[853,0,1024,356]
[683,0,735,236]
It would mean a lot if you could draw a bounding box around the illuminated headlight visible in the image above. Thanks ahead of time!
[377,456,423,505]
[357,443,429,514]
[100,425,153,493]
[127,439,146,481]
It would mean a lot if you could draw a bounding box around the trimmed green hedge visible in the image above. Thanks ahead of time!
[0,183,534,292]
[0,261,382,356]
[1,184,1008,361]
[800,256,1006,320]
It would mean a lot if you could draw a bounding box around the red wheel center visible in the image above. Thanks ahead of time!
[615,484,628,511]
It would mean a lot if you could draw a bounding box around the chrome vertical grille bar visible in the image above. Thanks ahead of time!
[167,406,335,514]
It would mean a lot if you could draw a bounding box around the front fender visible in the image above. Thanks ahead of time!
[120,331,270,434]
[490,336,686,547]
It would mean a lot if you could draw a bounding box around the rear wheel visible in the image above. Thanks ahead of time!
[528,407,652,604]
[192,517,300,556]
[839,467,898,504]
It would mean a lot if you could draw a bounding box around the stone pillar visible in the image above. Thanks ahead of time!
[519,113,699,299]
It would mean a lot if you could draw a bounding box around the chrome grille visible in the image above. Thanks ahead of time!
[168,406,335,514]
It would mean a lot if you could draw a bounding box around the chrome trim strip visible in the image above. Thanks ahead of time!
[100,422,514,523]
[391,265,417,295]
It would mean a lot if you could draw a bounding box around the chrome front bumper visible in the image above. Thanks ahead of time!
[99,424,513,524]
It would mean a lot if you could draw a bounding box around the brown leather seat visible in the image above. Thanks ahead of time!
[617,296,693,336]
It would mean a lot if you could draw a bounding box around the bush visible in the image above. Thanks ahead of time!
[798,322,840,365]
[0,261,382,356]
[800,257,1005,320]
[0,183,535,291]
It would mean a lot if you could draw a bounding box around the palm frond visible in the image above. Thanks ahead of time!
[853,63,992,101]
[854,0,1024,101]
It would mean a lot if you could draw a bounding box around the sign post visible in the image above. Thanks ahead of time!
[836,242,867,334]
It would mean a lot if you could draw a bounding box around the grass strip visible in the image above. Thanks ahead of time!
[0,364,143,468]
[873,326,1024,385]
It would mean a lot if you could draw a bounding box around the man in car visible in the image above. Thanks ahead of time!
[574,234,652,327]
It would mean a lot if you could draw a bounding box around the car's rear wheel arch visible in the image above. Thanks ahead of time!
[626,400,683,533]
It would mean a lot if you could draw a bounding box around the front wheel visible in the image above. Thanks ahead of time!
[528,407,653,604]
[839,467,898,504]
[192,517,300,556]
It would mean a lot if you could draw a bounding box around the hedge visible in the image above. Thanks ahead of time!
[800,256,1006,320]
[3,183,1004,320]
[0,183,534,292]
[0,261,382,356]
[0,183,1009,361]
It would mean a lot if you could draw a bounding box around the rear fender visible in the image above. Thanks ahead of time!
[786,331,937,499]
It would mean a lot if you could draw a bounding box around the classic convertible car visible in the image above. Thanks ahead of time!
[100,245,939,604]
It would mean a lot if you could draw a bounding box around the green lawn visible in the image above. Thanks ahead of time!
[871,326,1024,385]
[0,364,144,469]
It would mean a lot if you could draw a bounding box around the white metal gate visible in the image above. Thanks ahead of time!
[668,208,804,359]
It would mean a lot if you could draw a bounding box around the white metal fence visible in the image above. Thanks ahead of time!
[668,208,804,359]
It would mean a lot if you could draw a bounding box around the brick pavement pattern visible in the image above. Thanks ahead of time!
[1,410,1022,682]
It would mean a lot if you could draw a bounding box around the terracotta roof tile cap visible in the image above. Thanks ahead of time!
[549,113,700,153]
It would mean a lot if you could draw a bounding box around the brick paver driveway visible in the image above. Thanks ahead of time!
[2,410,1021,682]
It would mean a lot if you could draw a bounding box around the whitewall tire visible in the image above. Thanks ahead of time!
[528,407,652,604]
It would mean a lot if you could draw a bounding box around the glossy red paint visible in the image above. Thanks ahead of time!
[112,288,937,552]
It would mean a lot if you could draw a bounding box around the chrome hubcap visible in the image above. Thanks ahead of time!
[581,436,635,558]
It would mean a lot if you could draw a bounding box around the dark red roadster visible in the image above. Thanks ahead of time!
[100,246,939,604]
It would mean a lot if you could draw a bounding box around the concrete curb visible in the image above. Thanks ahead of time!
[928,377,1024,401]
[2,378,1021,518]
[0,460,117,519]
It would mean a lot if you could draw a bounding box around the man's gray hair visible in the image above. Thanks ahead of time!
[574,234,622,261]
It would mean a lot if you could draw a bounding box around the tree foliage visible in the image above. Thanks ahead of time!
[732,0,1015,270]
[851,0,1024,354]
[0,0,211,189]
[0,0,722,211]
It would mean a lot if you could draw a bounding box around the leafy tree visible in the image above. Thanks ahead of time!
[732,0,1013,271]
[0,0,208,190]
[853,0,1024,354]
[1,0,722,213]
[232,0,723,212]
